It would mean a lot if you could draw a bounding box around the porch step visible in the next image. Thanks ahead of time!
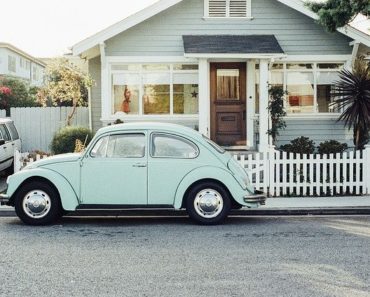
[226,150,257,156]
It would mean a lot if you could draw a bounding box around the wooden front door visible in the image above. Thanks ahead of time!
[210,63,246,146]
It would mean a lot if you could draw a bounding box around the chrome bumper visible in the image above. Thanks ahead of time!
[244,190,267,205]
[0,193,10,206]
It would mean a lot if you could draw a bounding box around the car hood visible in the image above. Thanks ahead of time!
[24,153,82,169]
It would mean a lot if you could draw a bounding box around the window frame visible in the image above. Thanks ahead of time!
[268,62,345,115]
[204,0,252,19]
[8,55,16,73]
[89,132,147,159]
[150,132,200,159]
[110,63,199,117]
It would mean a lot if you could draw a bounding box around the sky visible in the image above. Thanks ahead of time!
[0,0,157,58]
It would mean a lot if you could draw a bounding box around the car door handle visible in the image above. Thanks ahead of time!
[133,163,147,168]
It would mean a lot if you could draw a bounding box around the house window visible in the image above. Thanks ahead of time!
[32,66,39,81]
[8,56,16,72]
[111,64,199,116]
[269,63,344,114]
[205,0,251,18]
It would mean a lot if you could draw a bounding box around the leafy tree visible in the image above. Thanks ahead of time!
[37,58,93,125]
[332,58,370,149]
[268,86,287,145]
[306,0,370,32]
[0,78,41,115]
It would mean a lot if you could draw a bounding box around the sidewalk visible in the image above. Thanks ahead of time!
[1,196,370,217]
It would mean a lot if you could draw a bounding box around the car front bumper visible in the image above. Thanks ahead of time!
[0,193,10,206]
[243,190,266,205]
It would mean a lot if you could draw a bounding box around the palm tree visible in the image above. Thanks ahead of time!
[332,58,370,149]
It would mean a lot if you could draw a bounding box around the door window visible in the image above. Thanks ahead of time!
[90,134,146,158]
[106,134,145,158]
[216,69,240,100]
[151,134,199,158]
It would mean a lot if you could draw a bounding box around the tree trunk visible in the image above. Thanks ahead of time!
[66,104,77,126]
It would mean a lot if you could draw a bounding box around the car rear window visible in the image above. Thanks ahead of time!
[0,124,11,141]
[6,122,19,140]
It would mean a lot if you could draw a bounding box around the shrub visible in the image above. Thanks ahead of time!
[318,140,348,155]
[51,126,93,154]
[280,136,315,154]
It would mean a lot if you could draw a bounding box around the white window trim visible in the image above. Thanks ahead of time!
[106,59,200,119]
[203,0,252,19]
[268,61,347,116]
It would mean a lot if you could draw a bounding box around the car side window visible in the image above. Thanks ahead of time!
[90,136,109,158]
[106,134,145,158]
[0,124,10,141]
[6,122,19,140]
[151,134,199,159]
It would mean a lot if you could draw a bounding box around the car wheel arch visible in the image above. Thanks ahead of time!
[6,169,80,211]
[180,178,236,209]
[9,176,62,208]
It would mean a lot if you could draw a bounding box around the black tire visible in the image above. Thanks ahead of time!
[186,181,231,225]
[14,181,62,226]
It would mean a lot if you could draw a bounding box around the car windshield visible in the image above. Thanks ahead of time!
[202,135,225,154]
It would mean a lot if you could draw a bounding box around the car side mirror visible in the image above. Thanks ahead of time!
[0,139,5,146]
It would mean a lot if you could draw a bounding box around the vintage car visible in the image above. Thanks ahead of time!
[0,122,266,225]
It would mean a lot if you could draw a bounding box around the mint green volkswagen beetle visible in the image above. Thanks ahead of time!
[0,123,265,225]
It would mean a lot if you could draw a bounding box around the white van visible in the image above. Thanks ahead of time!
[0,119,21,174]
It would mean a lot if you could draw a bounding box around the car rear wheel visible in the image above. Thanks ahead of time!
[14,181,62,225]
[186,182,231,225]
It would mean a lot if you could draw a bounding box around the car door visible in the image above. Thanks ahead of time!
[0,124,13,171]
[5,121,21,152]
[148,132,200,206]
[80,132,148,206]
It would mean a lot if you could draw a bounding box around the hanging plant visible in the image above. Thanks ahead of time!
[268,86,287,145]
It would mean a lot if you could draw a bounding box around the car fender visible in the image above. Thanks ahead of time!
[6,168,79,211]
[173,166,245,209]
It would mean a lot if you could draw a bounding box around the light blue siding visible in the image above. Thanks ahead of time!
[88,57,102,132]
[276,118,353,148]
[106,0,352,56]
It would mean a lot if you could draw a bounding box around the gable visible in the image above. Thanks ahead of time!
[104,0,352,57]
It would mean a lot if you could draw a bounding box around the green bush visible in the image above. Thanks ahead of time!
[51,126,93,154]
[280,136,315,154]
[318,140,348,155]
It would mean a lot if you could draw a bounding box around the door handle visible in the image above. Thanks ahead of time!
[133,163,147,168]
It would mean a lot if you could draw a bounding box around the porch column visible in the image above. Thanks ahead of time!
[198,58,210,137]
[100,43,110,124]
[258,59,269,152]
[246,60,256,149]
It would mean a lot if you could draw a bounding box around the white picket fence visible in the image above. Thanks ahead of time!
[0,107,89,152]
[234,146,370,197]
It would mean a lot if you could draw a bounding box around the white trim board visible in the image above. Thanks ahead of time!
[72,0,370,57]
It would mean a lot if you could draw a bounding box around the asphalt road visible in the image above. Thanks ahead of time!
[0,216,369,297]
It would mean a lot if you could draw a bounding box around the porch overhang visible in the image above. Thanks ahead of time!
[182,35,286,59]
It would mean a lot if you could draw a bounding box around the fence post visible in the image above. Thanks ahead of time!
[13,150,22,173]
[363,145,370,194]
[268,145,276,197]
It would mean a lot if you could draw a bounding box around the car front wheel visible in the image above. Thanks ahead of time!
[186,182,231,225]
[14,181,62,225]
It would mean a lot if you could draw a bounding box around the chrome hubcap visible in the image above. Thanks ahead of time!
[22,190,51,219]
[194,189,223,219]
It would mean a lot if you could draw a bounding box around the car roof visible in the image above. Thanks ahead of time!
[97,122,203,140]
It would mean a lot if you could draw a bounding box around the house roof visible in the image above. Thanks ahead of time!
[183,35,284,54]
[0,42,46,67]
[72,0,370,57]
